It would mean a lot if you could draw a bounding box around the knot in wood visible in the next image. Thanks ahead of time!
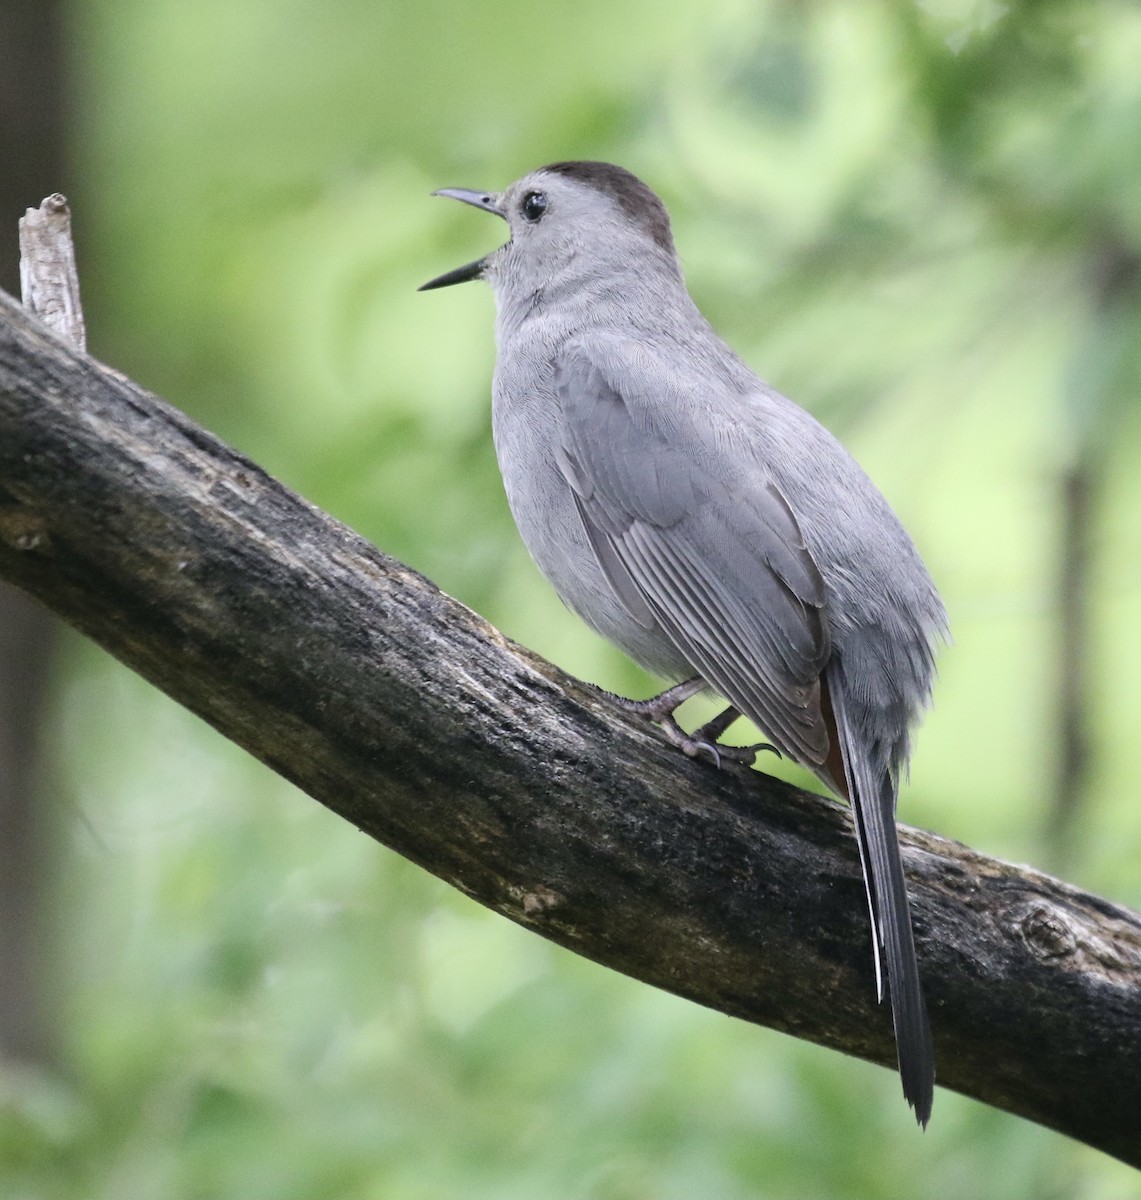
[1020,903,1078,961]
[520,885,561,918]
[0,510,50,553]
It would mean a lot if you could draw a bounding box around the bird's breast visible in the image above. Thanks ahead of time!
[490,347,692,680]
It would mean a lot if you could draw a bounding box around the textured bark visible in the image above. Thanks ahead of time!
[0,291,1139,1164]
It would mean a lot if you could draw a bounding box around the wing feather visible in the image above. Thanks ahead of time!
[556,346,830,764]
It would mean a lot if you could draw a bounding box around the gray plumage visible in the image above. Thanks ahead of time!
[421,161,947,1125]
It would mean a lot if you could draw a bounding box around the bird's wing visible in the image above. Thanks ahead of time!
[554,344,831,765]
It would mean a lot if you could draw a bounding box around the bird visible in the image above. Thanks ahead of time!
[420,161,946,1125]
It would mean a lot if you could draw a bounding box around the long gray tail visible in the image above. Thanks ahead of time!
[826,663,934,1126]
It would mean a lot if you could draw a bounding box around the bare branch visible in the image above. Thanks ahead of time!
[0,291,1138,1164]
[18,195,85,351]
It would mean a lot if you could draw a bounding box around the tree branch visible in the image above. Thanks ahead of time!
[0,290,1138,1164]
[18,194,86,351]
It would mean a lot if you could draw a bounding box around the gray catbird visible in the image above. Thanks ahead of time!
[421,161,946,1126]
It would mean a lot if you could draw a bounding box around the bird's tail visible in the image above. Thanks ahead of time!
[824,665,934,1127]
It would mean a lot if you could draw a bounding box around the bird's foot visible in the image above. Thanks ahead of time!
[602,680,780,770]
[657,716,775,769]
[688,706,780,769]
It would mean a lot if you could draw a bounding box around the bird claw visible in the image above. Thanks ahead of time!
[658,718,724,767]
[688,711,781,770]
[682,736,780,770]
[708,741,780,769]
[602,681,781,771]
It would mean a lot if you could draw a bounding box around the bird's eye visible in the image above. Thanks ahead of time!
[520,190,548,223]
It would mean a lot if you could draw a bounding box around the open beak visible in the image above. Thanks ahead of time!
[419,188,506,291]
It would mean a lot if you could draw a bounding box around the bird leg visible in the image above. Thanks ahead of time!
[602,680,780,769]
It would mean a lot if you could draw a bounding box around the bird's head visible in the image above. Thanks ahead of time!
[420,161,680,302]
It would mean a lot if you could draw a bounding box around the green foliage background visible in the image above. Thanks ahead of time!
[4,0,1141,1195]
